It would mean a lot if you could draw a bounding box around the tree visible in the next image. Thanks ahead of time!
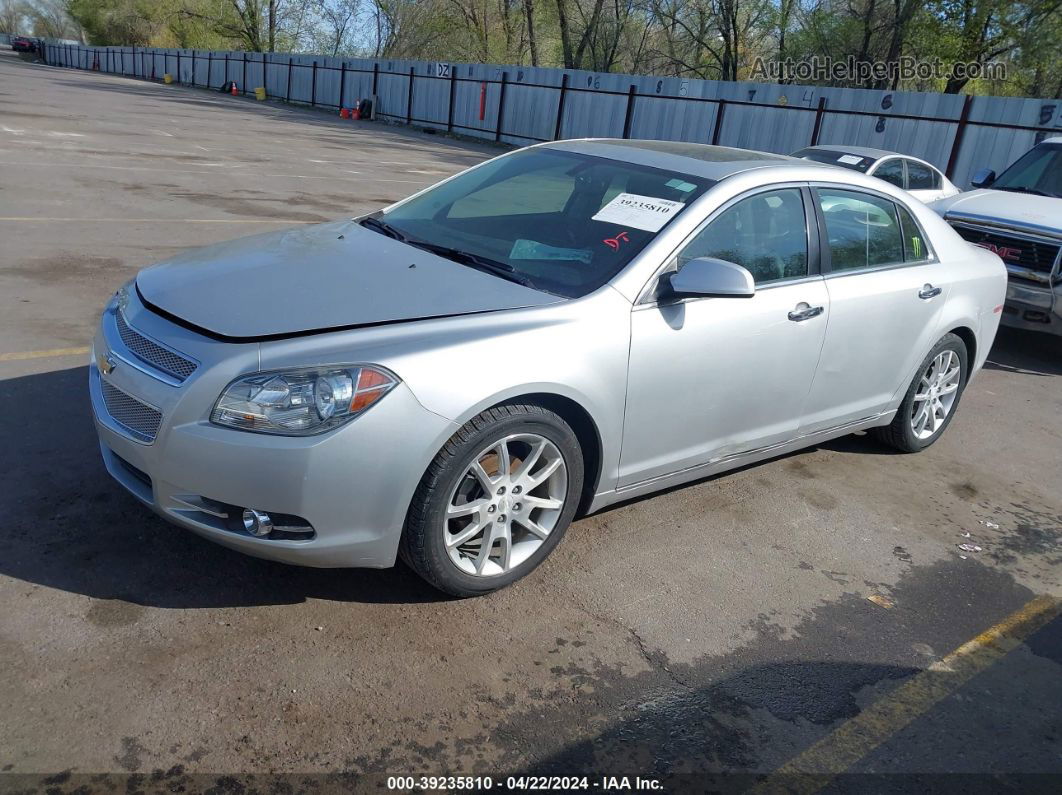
[0,0,26,34]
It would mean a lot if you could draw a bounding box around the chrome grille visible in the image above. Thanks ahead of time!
[950,223,1060,281]
[101,379,163,442]
[115,310,197,382]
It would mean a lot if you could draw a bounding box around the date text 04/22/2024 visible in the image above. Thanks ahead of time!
[386,776,664,790]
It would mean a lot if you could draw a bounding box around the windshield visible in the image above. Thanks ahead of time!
[367,148,711,298]
[792,148,872,173]
[992,142,1062,199]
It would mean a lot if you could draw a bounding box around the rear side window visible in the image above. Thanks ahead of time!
[896,204,929,261]
[874,160,905,188]
[817,188,904,271]
[906,161,941,190]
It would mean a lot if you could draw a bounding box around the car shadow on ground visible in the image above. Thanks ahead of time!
[0,365,448,607]
[983,325,1062,377]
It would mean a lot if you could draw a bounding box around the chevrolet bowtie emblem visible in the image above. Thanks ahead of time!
[97,351,118,375]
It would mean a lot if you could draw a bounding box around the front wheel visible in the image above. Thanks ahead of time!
[872,333,968,453]
[401,404,584,597]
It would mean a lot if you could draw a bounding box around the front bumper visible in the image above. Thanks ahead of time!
[1001,280,1062,335]
[90,299,457,568]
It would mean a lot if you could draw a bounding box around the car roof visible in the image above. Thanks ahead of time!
[1042,136,1062,145]
[540,138,833,181]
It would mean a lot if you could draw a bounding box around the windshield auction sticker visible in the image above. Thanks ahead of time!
[591,193,686,232]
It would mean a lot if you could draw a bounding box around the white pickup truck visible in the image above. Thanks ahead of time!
[930,136,1062,335]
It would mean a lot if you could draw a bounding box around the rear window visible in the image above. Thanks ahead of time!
[793,148,872,173]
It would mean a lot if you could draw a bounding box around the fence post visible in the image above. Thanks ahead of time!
[242,52,247,94]
[286,57,293,102]
[208,51,213,88]
[338,61,346,109]
[406,66,415,124]
[553,73,569,140]
[224,53,229,88]
[945,94,975,180]
[495,71,509,142]
[447,67,457,133]
[810,96,827,145]
[622,84,637,139]
[372,62,379,99]
[311,61,318,106]
[711,99,727,146]
[191,51,196,86]
[132,44,136,77]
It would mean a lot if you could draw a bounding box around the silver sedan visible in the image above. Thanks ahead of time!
[90,140,1006,595]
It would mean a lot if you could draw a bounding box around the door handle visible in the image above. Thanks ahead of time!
[788,305,824,322]
[919,284,943,300]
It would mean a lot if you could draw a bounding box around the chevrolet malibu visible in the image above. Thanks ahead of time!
[90,140,1006,596]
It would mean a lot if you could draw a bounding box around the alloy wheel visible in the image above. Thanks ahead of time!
[443,433,567,577]
[910,349,961,440]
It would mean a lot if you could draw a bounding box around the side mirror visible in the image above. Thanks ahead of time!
[970,168,996,189]
[662,257,755,300]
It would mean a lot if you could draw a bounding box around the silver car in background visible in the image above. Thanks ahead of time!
[792,145,960,203]
[90,140,1006,596]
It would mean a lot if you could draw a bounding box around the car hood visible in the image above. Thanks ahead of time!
[135,219,563,339]
[929,190,1062,240]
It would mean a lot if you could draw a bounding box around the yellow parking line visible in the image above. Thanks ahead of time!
[754,594,1062,795]
[0,346,90,362]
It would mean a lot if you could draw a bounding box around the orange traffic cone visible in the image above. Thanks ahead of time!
[231,82,238,96]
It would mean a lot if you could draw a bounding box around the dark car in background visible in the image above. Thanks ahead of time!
[11,36,37,53]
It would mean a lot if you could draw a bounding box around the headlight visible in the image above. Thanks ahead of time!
[211,365,399,436]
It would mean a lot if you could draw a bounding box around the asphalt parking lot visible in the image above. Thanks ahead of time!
[1,48,1061,789]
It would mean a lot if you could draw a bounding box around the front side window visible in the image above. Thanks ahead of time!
[374,148,711,298]
[873,159,905,188]
[676,188,808,285]
[906,161,941,190]
[817,188,904,272]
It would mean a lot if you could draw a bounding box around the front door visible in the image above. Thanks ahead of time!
[619,186,830,487]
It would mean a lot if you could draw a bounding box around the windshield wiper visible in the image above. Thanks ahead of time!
[359,215,408,241]
[405,241,537,289]
[996,186,1053,197]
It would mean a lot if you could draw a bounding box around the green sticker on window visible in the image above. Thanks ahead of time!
[665,178,697,193]
[912,236,922,258]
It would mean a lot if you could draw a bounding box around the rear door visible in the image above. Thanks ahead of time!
[801,187,952,434]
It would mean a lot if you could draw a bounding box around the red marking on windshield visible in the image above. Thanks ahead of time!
[603,231,630,251]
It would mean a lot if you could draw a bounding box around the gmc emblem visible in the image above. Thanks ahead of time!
[976,242,1022,261]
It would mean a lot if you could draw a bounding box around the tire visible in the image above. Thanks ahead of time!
[401,403,584,597]
[871,333,968,453]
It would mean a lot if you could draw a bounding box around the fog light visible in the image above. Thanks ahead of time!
[242,509,273,537]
